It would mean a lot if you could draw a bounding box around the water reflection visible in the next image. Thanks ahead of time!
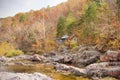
[0,64,89,80]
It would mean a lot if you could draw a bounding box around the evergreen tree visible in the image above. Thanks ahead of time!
[57,12,76,37]
[80,1,99,38]
[65,12,76,35]
[57,16,66,37]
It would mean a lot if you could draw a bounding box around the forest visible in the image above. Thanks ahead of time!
[0,0,120,80]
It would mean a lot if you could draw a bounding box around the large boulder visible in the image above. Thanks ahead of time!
[44,52,73,64]
[54,63,87,77]
[0,72,52,80]
[72,50,100,67]
[100,50,120,62]
[53,62,120,79]
[86,62,120,79]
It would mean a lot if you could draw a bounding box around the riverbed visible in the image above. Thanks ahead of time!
[0,61,117,80]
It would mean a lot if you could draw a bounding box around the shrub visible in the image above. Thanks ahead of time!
[0,42,23,57]
[97,27,120,50]
[70,40,78,49]
[19,14,27,22]
[45,39,56,53]
[28,32,35,41]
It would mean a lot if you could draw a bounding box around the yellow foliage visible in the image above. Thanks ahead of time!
[108,39,119,49]
[70,40,78,49]
[32,39,56,53]
[45,39,56,53]
[100,33,106,38]
[0,42,23,57]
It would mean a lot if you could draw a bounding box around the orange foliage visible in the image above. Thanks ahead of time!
[0,0,119,52]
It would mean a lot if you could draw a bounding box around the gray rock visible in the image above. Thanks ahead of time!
[0,56,14,62]
[0,56,6,62]
[0,55,32,63]
[13,55,32,60]
[100,50,120,62]
[31,54,48,63]
[72,50,100,67]
[0,72,52,80]
[47,52,73,64]
[54,63,87,76]
[86,62,120,79]
[53,62,120,79]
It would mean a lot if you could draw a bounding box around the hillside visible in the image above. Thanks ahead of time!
[0,0,119,53]
[0,0,120,80]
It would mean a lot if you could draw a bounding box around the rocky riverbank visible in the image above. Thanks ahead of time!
[0,45,120,80]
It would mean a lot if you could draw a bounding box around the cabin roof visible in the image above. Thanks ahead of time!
[61,35,69,39]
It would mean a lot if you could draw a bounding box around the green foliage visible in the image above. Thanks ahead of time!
[47,5,51,10]
[91,0,103,6]
[57,16,66,37]
[28,32,35,41]
[69,40,78,49]
[66,12,76,34]
[57,12,76,37]
[78,1,100,42]
[56,1,105,45]
[19,14,27,22]
[0,42,23,57]
[6,50,23,57]
[84,1,98,23]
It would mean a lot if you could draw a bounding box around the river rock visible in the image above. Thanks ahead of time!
[0,55,32,63]
[13,55,32,60]
[52,54,73,64]
[100,50,120,62]
[31,54,47,62]
[86,62,120,79]
[0,56,14,62]
[0,56,6,62]
[54,62,87,76]
[0,72,52,80]
[45,52,73,64]
[31,54,42,62]
[77,45,96,53]
[72,50,100,67]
